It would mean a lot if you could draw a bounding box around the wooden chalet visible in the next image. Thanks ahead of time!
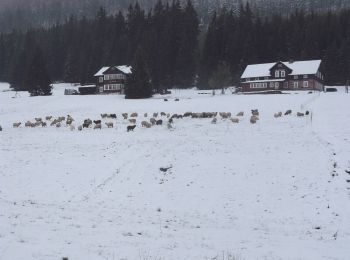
[94,65,132,94]
[240,60,324,92]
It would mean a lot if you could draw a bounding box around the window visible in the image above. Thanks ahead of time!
[303,81,308,88]
[99,77,103,83]
[270,82,274,88]
[294,75,298,80]
[303,75,308,79]
[255,77,259,81]
[275,82,279,88]
[265,77,269,80]
[275,70,279,78]
[281,70,285,77]
[293,81,299,89]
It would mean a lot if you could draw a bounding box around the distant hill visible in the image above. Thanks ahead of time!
[0,0,349,32]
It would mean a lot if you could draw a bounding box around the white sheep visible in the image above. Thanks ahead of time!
[94,124,102,130]
[236,111,244,117]
[231,118,239,123]
[274,112,282,118]
[105,122,114,128]
[13,122,21,128]
[141,121,152,128]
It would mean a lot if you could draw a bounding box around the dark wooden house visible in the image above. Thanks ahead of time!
[240,60,324,92]
[94,65,132,94]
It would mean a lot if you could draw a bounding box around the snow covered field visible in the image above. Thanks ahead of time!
[0,83,350,260]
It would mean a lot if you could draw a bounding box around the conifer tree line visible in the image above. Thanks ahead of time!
[0,1,350,93]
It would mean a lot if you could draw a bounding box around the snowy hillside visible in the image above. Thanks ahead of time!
[0,83,350,260]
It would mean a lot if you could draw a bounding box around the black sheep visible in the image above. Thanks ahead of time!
[127,125,136,132]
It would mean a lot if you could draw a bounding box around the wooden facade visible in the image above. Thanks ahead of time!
[240,60,324,92]
[94,66,132,94]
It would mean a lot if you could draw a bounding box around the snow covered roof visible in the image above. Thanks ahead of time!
[94,65,132,77]
[241,60,322,79]
[94,67,110,77]
[116,65,132,75]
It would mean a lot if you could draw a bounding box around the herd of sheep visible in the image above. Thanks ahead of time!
[0,109,310,132]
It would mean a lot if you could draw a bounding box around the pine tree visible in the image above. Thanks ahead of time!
[25,46,52,96]
[125,47,153,99]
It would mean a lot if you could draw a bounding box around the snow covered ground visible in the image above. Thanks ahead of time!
[0,83,350,260]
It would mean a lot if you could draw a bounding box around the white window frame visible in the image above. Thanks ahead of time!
[293,75,298,80]
[303,81,309,88]
[281,70,285,77]
[303,75,308,79]
[293,81,299,89]
[275,70,279,78]
[99,77,103,83]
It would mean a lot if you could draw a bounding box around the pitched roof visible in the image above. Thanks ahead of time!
[116,65,132,75]
[241,60,321,79]
[94,65,132,77]
[94,67,110,77]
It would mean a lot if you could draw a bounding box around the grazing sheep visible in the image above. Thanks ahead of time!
[66,119,74,126]
[129,119,137,124]
[175,98,180,101]
[211,118,217,124]
[236,111,244,117]
[93,120,102,125]
[150,118,157,125]
[46,116,52,121]
[122,113,128,119]
[219,112,230,119]
[50,120,58,126]
[130,113,138,118]
[34,121,42,127]
[41,122,47,127]
[25,121,32,127]
[0,125,2,131]
[153,112,158,118]
[58,116,66,122]
[164,99,168,101]
[35,118,42,122]
[105,122,114,128]
[171,114,178,119]
[251,109,259,116]
[94,124,102,130]
[70,125,75,131]
[167,121,173,129]
[78,125,83,131]
[167,113,170,118]
[231,118,239,123]
[144,113,148,117]
[83,119,92,128]
[274,112,283,118]
[285,110,292,115]
[156,120,163,125]
[297,112,305,117]
[141,121,152,128]
[160,112,166,117]
[183,112,192,117]
[109,114,117,119]
[305,111,310,115]
[127,125,136,132]
[30,123,36,128]
[67,115,74,121]
[56,123,62,128]
[168,118,174,124]
[101,114,108,119]
[250,116,258,124]
[13,122,21,128]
